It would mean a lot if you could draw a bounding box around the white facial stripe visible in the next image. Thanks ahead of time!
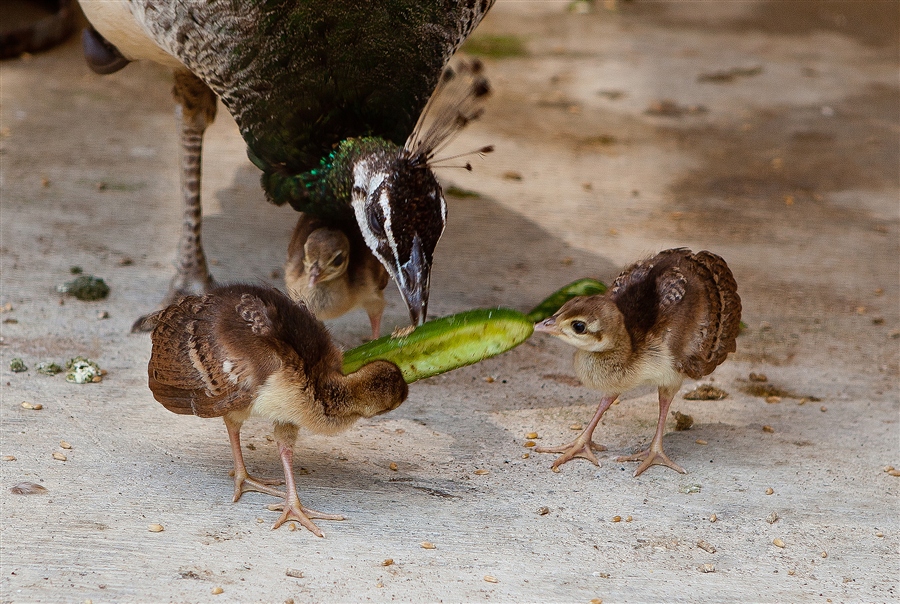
[351,163,397,279]
[379,188,402,282]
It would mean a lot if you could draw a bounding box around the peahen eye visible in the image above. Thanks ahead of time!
[367,205,385,238]
[571,320,586,334]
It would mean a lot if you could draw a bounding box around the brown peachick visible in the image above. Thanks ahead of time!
[284,213,389,341]
[144,284,407,536]
[534,248,741,476]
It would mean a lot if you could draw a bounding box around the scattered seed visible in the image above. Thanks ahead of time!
[524,441,536,448]
[821,551,828,558]
[765,487,774,495]
[522,453,530,459]
[766,511,779,524]
[483,376,495,383]
[612,516,622,522]
[52,452,67,461]
[285,569,304,578]
[2,455,16,462]
[888,470,900,477]
[375,581,384,588]
[484,575,498,583]
[787,569,795,576]
[820,406,827,412]
[762,425,774,433]
[884,466,895,472]
[569,424,583,430]
[389,462,398,471]
[21,402,42,410]
[10,482,46,495]
[538,507,550,516]
[699,563,716,573]
[288,523,297,531]
[525,432,539,439]
[474,469,489,475]
[382,559,394,567]
[421,541,435,549]
[766,396,782,404]
[551,466,561,473]
[696,439,708,445]
[875,532,884,538]
[60,441,72,449]
[590,599,603,604]
[211,586,223,595]
[97,311,109,320]
[625,515,633,522]
[697,540,716,553]
[148,524,164,532]
[772,538,785,548]
[749,372,768,382]
[710,514,717,522]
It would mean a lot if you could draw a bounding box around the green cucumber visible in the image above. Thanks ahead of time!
[342,308,533,383]
[525,278,607,323]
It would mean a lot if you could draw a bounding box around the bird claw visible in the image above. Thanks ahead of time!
[617,448,686,476]
[268,500,345,536]
[536,439,607,470]
[231,471,286,502]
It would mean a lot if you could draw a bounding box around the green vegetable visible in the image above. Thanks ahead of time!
[57,275,110,301]
[9,358,27,373]
[343,308,533,383]
[525,278,607,323]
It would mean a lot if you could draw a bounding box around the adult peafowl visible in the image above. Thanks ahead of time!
[78,0,495,330]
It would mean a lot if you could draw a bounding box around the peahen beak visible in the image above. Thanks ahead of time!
[396,235,430,326]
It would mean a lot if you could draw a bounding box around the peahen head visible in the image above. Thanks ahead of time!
[350,145,446,326]
[351,60,491,326]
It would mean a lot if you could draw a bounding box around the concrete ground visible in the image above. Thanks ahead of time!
[1,1,897,602]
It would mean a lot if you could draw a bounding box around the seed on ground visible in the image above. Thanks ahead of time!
[762,425,774,433]
[888,469,900,477]
[884,466,895,473]
[766,511,779,524]
[522,453,530,459]
[211,586,223,595]
[820,406,827,412]
[288,523,297,531]
[787,569,795,576]
[749,372,768,382]
[765,487,774,495]
[382,559,394,567]
[821,551,828,558]
[285,569,304,578]
[1,455,16,462]
[766,396,781,404]
[421,541,435,549]
[569,424,583,430]
[699,563,716,573]
[626,516,633,522]
[484,575,498,583]
[875,532,884,538]
[697,540,716,553]
[709,514,718,522]
[21,402,43,410]
[524,441,536,447]
[590,599,603,604]
[525,432,539,439]
[52,452,67,461]
[60,441,72,449]
[696,439,708,445]
[389,462,398,471]
[148,524,164,532]
[538,506,550,515]
[612,516,621,522]
[772,538,785,548]
[474,469,489,475]
[483,376,495,383]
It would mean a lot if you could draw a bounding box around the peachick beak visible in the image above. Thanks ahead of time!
[534,316,561,335]
[307,264,322,287]
[397,235,429,326]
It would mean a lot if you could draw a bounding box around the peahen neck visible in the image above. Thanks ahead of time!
[255,137,399,221]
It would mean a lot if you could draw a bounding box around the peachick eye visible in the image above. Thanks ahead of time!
[571,321,586,334]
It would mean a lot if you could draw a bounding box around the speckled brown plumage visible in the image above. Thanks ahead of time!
[534,248,741,476]
[145,283,407,536]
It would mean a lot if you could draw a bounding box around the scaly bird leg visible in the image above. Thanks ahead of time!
[617,385,686,476]
[536,395,617,471]
[268,424,344,537]
[223,415,285,502]
[132,71,217,332]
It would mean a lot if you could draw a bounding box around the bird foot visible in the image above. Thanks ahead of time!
[535,439,607,471]
[231,470,286,502]
[617,447,686,476]
[267,500,345,537]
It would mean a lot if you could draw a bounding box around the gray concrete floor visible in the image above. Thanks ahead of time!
[1,1,898,602]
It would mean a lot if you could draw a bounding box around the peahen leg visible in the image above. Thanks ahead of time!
[133,70,217,331]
